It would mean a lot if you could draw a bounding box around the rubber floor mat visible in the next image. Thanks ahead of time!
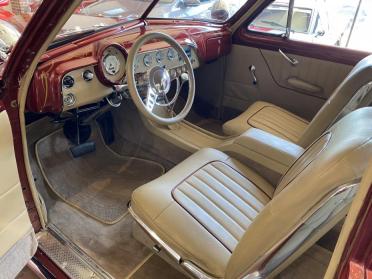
[36,127,164,224]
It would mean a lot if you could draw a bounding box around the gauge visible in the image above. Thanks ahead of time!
[143,54,153,67]
[99,44,127,85]
[103,54,120,76]
[62,75,74,89]
[167,48,176,60]
[155,51,164,63]
[183,45,192,58]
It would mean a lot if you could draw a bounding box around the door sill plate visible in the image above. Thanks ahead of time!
[37,225,113,279]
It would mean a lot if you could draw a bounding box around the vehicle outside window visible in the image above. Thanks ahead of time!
[248,0,372,53]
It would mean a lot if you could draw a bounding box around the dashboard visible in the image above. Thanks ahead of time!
[27,21,231,113]
[60,44,199,111]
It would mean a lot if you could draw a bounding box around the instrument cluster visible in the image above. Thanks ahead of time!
[134,45,199,74]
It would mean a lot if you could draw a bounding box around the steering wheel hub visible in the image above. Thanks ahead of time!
[150,66,171,95]
[126,32,195,125]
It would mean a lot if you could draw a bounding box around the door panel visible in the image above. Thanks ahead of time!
[0,109,37,278]
[223,44,353,121]
[260,49,353,99]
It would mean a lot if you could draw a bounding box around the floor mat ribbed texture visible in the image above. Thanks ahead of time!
[36,127,164,224]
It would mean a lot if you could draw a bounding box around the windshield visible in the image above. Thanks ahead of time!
[0,0,152,50]
[0,0,246,58]
[149,0,248,22]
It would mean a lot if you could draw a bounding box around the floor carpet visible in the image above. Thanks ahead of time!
[36,126,164,224]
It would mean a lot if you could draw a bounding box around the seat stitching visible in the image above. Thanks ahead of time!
[207,164,268,206]
[202,167,262,212]
[248,105,308,125]
[195,173,258,221]
[254,112,306,136]
[247,120,293,141]
[176,187,240,242]
[249,117,299,141]
[185,179,250,229]
[259,108,307,127]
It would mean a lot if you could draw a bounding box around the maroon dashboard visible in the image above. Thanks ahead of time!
[26,19,232,114]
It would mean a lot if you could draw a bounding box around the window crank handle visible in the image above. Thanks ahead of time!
[249,65,258,85]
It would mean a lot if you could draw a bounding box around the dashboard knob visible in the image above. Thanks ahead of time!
[83,70,94,81]
[62,75,74,88]
[63,93,76,107]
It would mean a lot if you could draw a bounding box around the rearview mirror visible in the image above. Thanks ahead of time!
[211,0,229,21]
[178,0,201,8]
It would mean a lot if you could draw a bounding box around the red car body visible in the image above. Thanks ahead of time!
[0,1,370,278]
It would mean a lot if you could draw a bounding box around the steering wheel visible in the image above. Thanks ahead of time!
[126,32,195,125]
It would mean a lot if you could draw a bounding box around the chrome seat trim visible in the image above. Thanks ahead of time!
[128,205,217,279]
[129,180,359,279]
[242,181,360,279]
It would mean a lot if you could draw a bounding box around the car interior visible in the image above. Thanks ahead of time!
[2,0,372,278]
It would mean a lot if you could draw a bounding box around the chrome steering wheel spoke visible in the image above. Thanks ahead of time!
[126,32,195,126]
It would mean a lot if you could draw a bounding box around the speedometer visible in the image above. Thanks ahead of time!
[143,54,153,67]
[167,48,176,60]
[103,54,120,76]
[98,44,127,85]
[156,51,164,63]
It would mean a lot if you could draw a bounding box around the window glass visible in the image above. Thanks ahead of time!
[149,0,248,23]
[248,0,372,53]
[248,1,289,35]
[346,1,372,52]
[0,0,154,49]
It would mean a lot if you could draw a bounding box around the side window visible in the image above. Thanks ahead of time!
[248,0,372,53]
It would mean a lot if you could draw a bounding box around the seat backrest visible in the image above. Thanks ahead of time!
[298,55,372,148]
[225,108,372,279]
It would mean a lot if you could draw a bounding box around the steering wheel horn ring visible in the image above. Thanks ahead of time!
[126,32,195,125]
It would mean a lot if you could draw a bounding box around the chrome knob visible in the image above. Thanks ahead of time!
[63,93,76,107]
[83,70,94,81]
[181,73,189,82]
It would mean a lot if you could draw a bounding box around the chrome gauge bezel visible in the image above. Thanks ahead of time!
[143,54,153,67]
[156,51,164,63]
[167,48,176,61]
[98,44,127,85]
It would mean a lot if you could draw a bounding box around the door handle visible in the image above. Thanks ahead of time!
[279,49,299,66]
[249,65,258,85]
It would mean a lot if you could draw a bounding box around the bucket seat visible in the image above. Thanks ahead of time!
[129,108,372,278]
[223,55,372,148]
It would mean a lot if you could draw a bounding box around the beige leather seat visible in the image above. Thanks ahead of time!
[223,55,372,148]
[130,108,372,279]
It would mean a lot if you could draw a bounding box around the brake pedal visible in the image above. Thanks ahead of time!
[70,141,96,158]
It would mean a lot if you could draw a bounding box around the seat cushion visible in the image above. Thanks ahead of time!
[223,101,309,143]
[131,148,274,278]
